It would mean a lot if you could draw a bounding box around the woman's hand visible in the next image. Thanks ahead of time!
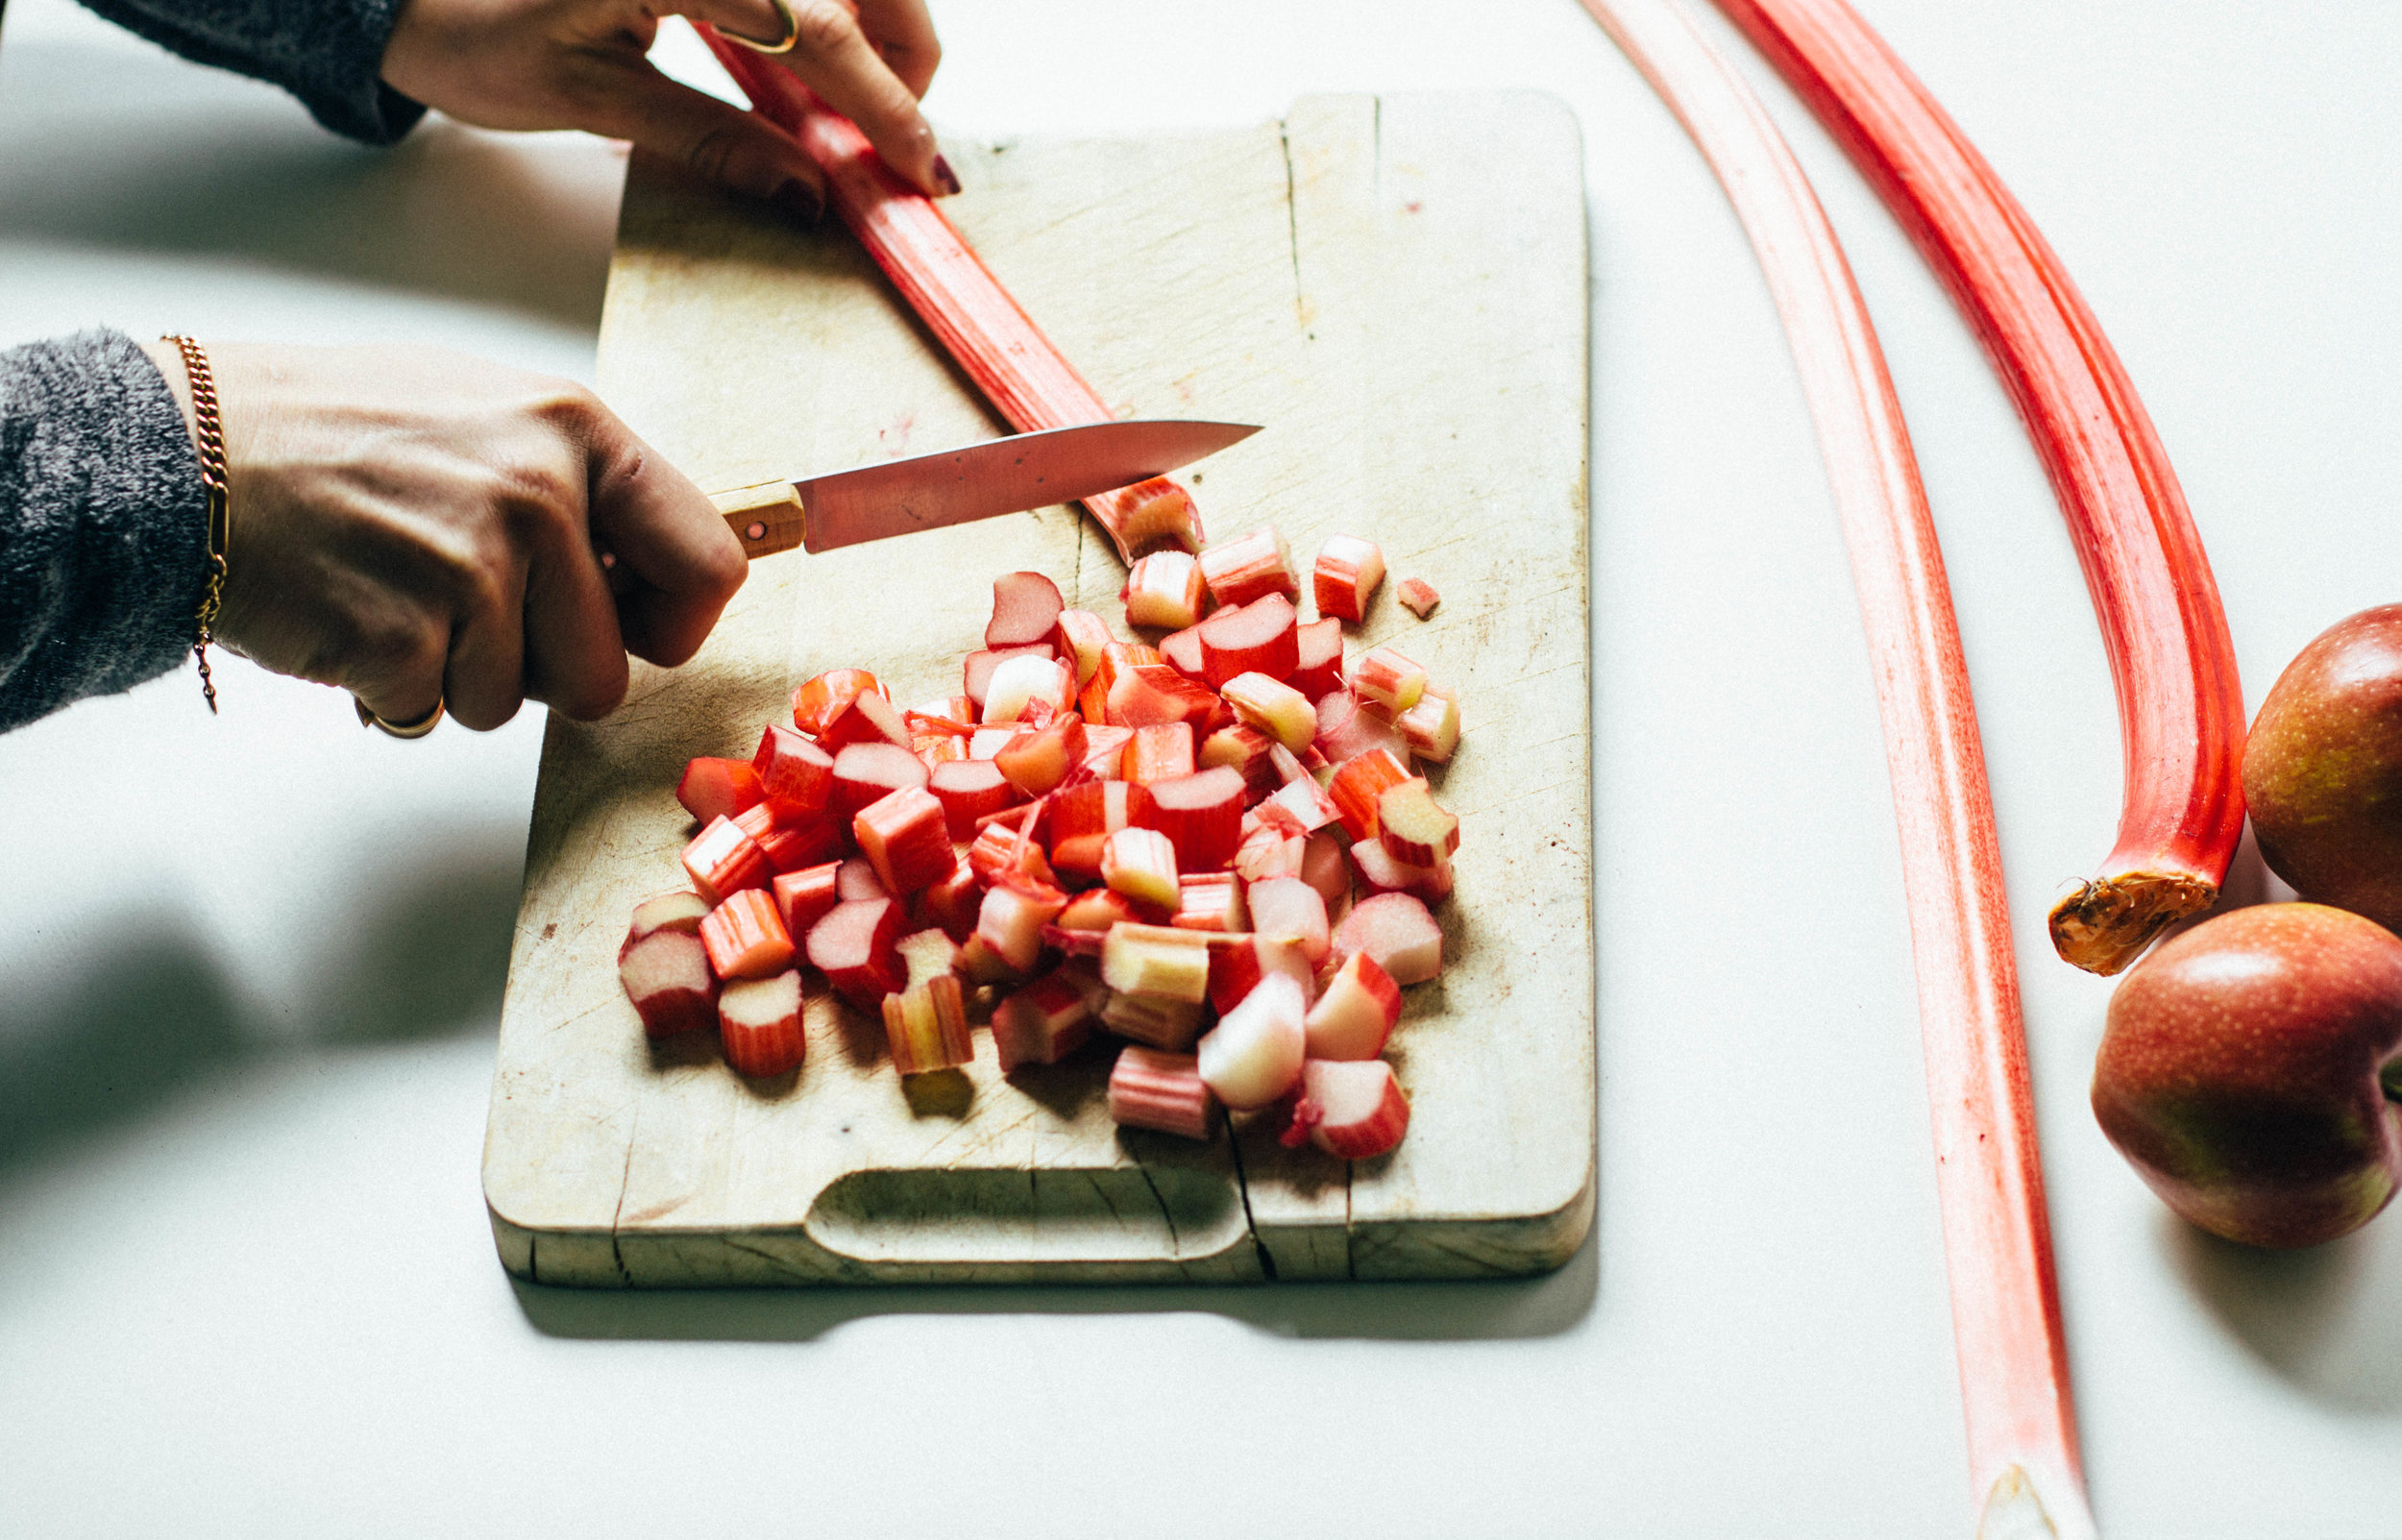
[380,0,948,211]
[142,341,749,732]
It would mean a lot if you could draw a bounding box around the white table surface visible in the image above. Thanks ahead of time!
[5,0,2399,1532]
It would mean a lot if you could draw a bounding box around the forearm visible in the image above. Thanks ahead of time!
[73,0,425,142]
[0,330,210,732]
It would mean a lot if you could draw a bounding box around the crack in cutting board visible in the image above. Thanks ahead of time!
[482,92,1594,1285]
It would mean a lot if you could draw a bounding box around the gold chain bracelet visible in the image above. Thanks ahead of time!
[162,335,230,713]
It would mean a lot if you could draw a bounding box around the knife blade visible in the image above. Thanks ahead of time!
[706,418,1260,560]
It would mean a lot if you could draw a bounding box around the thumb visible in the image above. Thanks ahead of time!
[598,59,826,218]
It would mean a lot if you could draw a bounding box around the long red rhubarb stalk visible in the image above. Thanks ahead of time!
[1580,0,2094,1531]
[699,30,1204,565]
[1711,0,2245,976]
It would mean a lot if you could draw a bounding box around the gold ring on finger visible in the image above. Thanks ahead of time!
[355,692,446,740]
[723,0,800,55]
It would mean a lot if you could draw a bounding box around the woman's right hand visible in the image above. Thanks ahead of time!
[142,341,749,732]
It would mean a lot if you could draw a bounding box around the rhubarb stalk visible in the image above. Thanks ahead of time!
[699,30,1205,563]
[1707,0,2245,976]
[1579,0,2093,1532]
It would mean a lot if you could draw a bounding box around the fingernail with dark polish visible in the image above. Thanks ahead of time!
[772,178,823,225]
[932,156,962,196]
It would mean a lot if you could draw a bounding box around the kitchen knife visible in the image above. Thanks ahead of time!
[707,418,1261,559]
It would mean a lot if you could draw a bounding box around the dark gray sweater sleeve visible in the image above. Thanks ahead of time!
[73,0,425,143]
[0,331,211,732]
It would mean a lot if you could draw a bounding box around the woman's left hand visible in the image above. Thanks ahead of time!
[380,0,948,216]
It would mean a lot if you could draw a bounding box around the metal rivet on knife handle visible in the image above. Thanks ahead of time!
[708,482,807,560]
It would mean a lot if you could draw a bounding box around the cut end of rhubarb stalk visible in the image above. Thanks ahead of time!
[1975,1461,2096,1540]
[2047,869,2218,976]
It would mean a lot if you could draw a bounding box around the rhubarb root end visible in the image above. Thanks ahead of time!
[2048,870,2218,976]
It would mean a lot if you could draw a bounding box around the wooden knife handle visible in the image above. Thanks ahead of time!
[707,482,807,561]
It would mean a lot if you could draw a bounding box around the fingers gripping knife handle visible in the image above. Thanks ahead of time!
[710,482,809,560]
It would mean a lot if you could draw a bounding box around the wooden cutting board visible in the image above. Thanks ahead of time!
[482,92,1592,1285]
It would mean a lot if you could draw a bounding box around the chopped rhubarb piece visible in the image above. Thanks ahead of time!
[853,785,954,896]
[968,726,1023,761]
[1301,829,1349,908]
[752,723,837,814]
[1050,778,1150,842]
[1352,646,1429,714]
[1376,779,1460,867]
[619,928,717,1039]
[1396,688,1459,764]
[1234,820,1307,883]
[624,891,709,955]
[1107,662,1222,733]
[1107,1045,1216,1138]
[1394,577,1440,619]
[964,642,1054,711]
[1048,832,1108,886]
[1197,593,1300,688]
[968,817,1057,890]
[991,972,1095,1071]
[882,973,972,1075]
[790,668,887,735]
[1266,773,1343,835]
[976,881,1066,972]
[906,695,978,732]
[1332,892,1443,985]
[683,814,771,904]
[1311,534,1386,623]
[1157,625,1208,679]
[913,858,983,942]
[1327,747,1414,843]
[1208,935,1315,1015]
[1122,550,1207,629]
[1122,722,1196,785]
[1196,526,1297,609]
[1314,689,1411,769]
[982,654,1073,725]
[1196,972,1307,1110]
[1199,722,1279,797]
[914,736,968,770]
[1100,922,1212,1002]
[986,571,1066,648]
[719,969,806,1078]
[994,710,1087,795]
[1138,767,1245,870]
[817,688,912,750]
[1349,838,1456,904]
[1304,951,1402,1060]
[699,888,797,981]
[928,758,1022,839]
[1052,609,1112,687]
[772,860,844,939]
[1172,871,1246,933]
[806,897,906,1007]
[1292,617,1345,699]
[1056,886,1145,932]
[676,756,765,825]
[958,932,1029,987]
[1100,991,1206,1052]
[830,741,930,820]
[1302,1058,1409,1160]
[734,800,846,874]
[895,926,960,987]
[836,855,890,901]
[1080,723,1133,779]
[1101,826,1181,910]
[1040,922,1107,958]
[1245,875,1330,964]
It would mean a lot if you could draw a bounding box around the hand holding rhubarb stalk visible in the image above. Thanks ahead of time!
[381,0,955,211]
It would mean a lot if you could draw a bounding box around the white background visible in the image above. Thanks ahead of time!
[4,0,2400,1533]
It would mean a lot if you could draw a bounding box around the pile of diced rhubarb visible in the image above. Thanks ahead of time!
[615,528,1459,1160]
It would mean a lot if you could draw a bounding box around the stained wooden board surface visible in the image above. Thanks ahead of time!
[481,92,1593,1285]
